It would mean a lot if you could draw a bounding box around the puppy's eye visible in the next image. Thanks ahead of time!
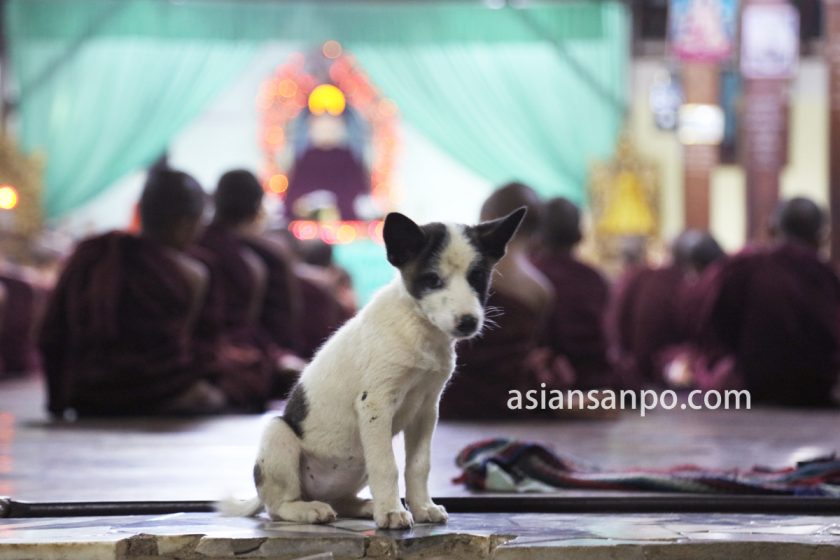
[418,272,444,290]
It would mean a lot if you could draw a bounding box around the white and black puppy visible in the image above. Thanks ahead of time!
[225,208,525,529]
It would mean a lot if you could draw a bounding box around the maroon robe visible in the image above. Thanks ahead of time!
[39,232,212,416]
[532,251,614,389]
[287,147,369,220]
[696,243,840,406]
[195,226,300,400]
[295,270,353,359]
[607,265,688,388]
[187,246,274,410]
[440,290,569,420]
[0,273,40,377]
[241,236,301,353]
[196,224,258,334]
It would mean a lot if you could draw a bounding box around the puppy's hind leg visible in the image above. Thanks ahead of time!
[256,418,336,524]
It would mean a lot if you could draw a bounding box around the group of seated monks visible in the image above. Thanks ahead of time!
[439,184,840,418]
[3,170,839,417]
[39,169,353,417]
[0,267,43,379]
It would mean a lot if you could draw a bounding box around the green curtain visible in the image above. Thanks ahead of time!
[7,0,627,219]
[352,32,626,203]
[7,0,256,219]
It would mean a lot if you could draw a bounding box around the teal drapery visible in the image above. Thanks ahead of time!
[7,0,256,219]
[352,32,626,202]
[6,0,627,219]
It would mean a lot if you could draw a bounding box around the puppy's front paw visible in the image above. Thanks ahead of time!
[272,501,337,524]
[410,503,449,524]
[375,508,414,530]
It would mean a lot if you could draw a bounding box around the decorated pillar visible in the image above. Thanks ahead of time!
[669,0,736,230]
[740,0,798,242]
[826,0,840,258]
[681,63,721,229]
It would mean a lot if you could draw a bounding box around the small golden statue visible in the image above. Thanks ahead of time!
[588,131,661,274]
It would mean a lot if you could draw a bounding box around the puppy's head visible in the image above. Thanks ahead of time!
[383,208,527,339]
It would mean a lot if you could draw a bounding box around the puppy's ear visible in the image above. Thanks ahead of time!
[383,212,426,267]
[473,207,527,260]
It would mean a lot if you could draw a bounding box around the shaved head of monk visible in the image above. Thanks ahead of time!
[671,229,725,275]
[139,169,206,250]
[213,169,265,231]
[540,197,583,251]
[770,197,827,249]
[480,181,542,240]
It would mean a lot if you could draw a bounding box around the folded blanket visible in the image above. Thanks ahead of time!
[454,438,840,496]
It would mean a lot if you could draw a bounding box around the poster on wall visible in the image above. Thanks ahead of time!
[669,0,738,62]
[740,3,799,80]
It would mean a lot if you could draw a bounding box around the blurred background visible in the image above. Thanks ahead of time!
[0,0,832,302]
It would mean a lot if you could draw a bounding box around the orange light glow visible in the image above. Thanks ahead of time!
[369,220,385,244]
[288,220,385,245]
[322,40,343,59]
[0,185,18,210]
[336,223,357,244]
[291,221,319,241]
[277,79,298,98]
[319,224,338,244]
[264,126,285,145]
[308,84,346,116]
[268,174,289,194]
[378,99,398,118]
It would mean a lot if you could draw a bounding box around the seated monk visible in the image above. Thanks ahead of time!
[299,239,357,316]
[196,170,303,395]
[440,182,575,420]
[531,197,614,390]
[276,231,354,360]
[39,169,231,417]
[0,268,43,377]
[197,170,270,336]
[695,198,840,406]
[606,230,721,389]
[0,281,5,373]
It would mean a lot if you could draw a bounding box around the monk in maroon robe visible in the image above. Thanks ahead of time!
[695,198,840,406]
[197,170,303,396]
[531,198,614,390]
[607,230,724,389]
[39,170,234,416]
[0,271,40,376]
[441,183,581,420]
[277,232,354,360]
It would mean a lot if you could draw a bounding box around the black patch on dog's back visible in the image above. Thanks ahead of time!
[282,384,308,438]
[253,463,263,487]
[403,223,449,298]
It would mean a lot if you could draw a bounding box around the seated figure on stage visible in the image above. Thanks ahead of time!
[39,169,231,416]
[607,230,724,389]
[695,198,840,406]
[531,197,615,390]
[440,182,571,420]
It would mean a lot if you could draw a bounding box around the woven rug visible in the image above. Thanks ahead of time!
[454,438,840,496]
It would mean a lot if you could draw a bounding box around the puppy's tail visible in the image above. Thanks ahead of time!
[216,495,263,517]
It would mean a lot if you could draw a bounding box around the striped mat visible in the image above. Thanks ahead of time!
[454,438,840,496]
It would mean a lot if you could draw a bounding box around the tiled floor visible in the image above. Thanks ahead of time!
[2,377,840,558]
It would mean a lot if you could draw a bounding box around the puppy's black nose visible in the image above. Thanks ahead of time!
[455,314,478,336]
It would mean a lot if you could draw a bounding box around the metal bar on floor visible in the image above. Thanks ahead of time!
[2,496,840,518]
